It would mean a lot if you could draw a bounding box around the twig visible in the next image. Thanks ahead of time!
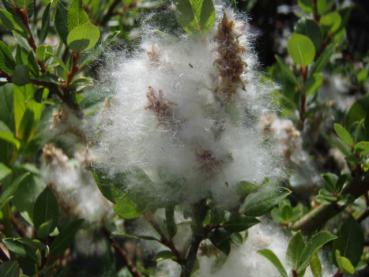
[100,0,121,26]
[103,229,141,277]
[144,213,183,262]
[293,173,369,233]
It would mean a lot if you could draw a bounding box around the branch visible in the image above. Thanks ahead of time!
[99,0,121,26]
[293,173,369,233]
[103,229,141,277]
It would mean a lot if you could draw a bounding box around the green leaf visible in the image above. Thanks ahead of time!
[334,123,354,146]
[114,195,141,220]
[306,73,323,96]
[0,172,30,209]
[50,219,83,256]
[67,21,100,52]
[0,163,11,181]
[0,41,16,75]
[275,56,299,85]
[67,0,89,32]
[310,254,322,277]
[311,44,334,73]
[335,250,355,275]
[55,1,68,43]
[286,232,306,269]
[33,187,59,237]
[320,11,341,33]
[175,0,215,34]
[2,238,37,262]
[165,205,177,238]
[258,249,288,277]
[38,3,50,42]
[0,261,20,277]
[0,8,24,34]
[209,228,231,254]
[223,215,259,233]
[354,141,369,155]
[240,186,291,216]
[156,250,176,262]
[298,0,312,13]
[333,217,364,266]
[12,65,30,86]
[287,33,316,66]
[297,231,337,274]
[295,19,321,50]
[13,175,46,213]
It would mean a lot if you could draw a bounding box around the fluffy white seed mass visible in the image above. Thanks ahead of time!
[89,6,282,205]
[41,144,111,223]
[195,223,334,277]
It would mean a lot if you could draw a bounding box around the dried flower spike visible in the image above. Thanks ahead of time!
[215,14,246,103]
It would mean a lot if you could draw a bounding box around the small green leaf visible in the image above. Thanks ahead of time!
[156,250,176,262]
[320,11,342,33]
[67,21,100,52]
[311,44,334,73]
[287,33,316,66]
[275,56,299,85]
[310,254,322,277]
[209,228,231,254]
[2,238,37,262]
[175,0,215,34]
[240,186,291,216]
[223,215,259,233]
[0,261,20,277]
[354,141,369,155]
[38,3,50,42]
[334,123,354,146]
[335,250,355,275]
[50,219,83,256]
[165,205,177,238]
[333,217,364,266]
[33,187,59,237]
[286,232,306,269]
[12,65,30,86]
[67,0,89,32]
[297,231,337,274]
[114,195,141,220]
[258,249,288,277]
[0,163,11,181]
[55,1,68,42]
[0,172,30,209]
[295,19,321,50]
[0,41,16,75]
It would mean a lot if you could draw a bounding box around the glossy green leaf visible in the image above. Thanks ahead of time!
[38,3,50,42]
[67,0,89,32]
[335,250,355,275]
[67,22,100,52]
[286,231,306,269]
[320,12,341,33]
[0,261,20,277]
[310,254,322,277]
[0,41,15,75]
[0,172,30,209]
[333,217,364,266]
[12,65,30,86]
[223,215,259,233]
[287,33,316,66]
[295,19,321,50]
[175,0,215,34]
[258,249,288,277]
[50,219,83,256]
[240,186,291,216]
[334,123,354,146]
[0,163,11,181]
[55,1,68,42]
[33,187,59,237]
[297,231,337,274]
[114,195,141,220]
[355,141,369,155]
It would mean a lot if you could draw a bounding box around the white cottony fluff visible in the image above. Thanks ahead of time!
[90,5,282,205]
[41,145,111,223]
[196,223,334,277]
